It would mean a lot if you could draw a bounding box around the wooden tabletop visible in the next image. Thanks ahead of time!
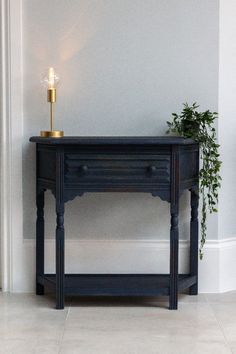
[29,136,196,145]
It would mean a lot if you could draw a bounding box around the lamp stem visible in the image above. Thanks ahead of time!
[41,86,63,137]
[50,102,54,132]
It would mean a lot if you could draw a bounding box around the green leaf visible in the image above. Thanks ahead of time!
[166,102,221,260]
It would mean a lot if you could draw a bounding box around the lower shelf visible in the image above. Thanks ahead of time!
[38,274,197,296]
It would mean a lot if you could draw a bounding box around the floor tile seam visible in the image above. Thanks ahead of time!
[208,301,234,354]
[58,308,70,354]
[205,294,210,303]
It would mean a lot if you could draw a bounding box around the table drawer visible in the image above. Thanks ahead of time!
[64,154,170,184]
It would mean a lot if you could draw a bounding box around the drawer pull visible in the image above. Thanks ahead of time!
[147,165,157,176]
[79,165,88,174]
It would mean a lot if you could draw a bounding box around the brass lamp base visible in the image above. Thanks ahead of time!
[40,130,64,138]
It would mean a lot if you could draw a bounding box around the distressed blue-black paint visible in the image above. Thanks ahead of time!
[30,136,199,310]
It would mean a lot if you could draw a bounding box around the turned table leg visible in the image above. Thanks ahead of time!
[189,188,199,295]
[56,204,65,309]
[55,148,65,310]
[169,204,179,309]
[36,189,45,295]
[169,146,179,310]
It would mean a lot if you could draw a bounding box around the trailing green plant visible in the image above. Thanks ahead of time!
[166,103,221,259]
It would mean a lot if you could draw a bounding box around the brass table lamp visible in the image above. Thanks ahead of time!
[40,67,64,138]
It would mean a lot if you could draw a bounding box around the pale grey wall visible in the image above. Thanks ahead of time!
[218,0,236,239]
[23,0,219,240]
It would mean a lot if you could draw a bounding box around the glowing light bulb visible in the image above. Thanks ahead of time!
[41,67,60,89]
[40,67,64,138]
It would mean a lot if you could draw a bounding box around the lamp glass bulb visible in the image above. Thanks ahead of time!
[41,67,60,89]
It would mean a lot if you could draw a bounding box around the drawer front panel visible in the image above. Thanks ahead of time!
[65,154,170,185]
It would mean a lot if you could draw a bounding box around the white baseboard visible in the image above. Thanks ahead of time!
[219,238,236,292]
[11,237,236,294]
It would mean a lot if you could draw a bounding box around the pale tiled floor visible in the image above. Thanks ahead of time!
[0,292,236,354]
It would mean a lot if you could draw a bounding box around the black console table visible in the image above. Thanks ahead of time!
[30,136,199,310]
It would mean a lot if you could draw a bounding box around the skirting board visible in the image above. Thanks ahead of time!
[10,237,236,294]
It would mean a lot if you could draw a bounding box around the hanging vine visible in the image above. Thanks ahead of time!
[166,103,222,259]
